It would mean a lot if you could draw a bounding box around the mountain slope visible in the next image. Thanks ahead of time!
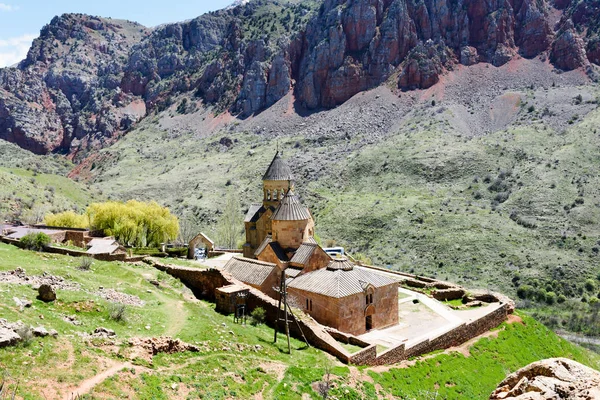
[1,0,600,158]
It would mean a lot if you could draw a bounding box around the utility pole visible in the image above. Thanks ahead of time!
[274,271,291,354]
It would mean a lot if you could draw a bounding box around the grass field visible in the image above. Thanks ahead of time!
[0,140,98,222]
[1,242,599,399]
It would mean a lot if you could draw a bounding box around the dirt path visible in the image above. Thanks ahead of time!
[64,361,136,400]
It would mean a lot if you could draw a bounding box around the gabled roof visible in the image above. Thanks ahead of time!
[290,242,319,266]
[87,238,120,255]
[287,265,397,298]
[271,190,311,221]
[254,235,272,257]
[262,152,294,181]
[223,256,277,287]
[268,242,289,262]
[244,203,264,223]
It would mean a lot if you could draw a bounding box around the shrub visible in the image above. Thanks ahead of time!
[545,291,557,305]
[517,285,533,299]
[88,200,179,247]
[557,294,567,304]
[166,247,188,258]
[108,303,128,322]
[250,307,266,326]
[20,232,51,251]
[585,279,597,292]
[78,257,94,271]
[16,325,34,347]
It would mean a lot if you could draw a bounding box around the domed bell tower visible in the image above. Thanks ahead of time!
[262,151,294,208]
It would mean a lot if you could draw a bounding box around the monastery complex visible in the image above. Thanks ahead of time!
[223,152,399,335]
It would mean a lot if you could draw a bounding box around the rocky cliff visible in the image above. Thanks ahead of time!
[1,0,599,157]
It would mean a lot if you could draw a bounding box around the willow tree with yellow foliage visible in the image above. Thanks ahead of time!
[44,211,89,229]
[45,200,179,247]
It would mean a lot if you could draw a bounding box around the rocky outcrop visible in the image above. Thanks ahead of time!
[0,14,149,157]
[398,40,455,90]
[550,21,590,70]
[490,358,600,399]
[1,0,600,157]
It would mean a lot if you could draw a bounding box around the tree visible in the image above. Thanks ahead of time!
[87,200,179,247]
[44,210,89,228]
[216,191,242,249]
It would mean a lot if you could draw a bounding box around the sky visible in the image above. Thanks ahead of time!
[0,0,233,67]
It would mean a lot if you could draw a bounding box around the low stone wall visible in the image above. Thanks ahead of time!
[432,288,466,301]
[0,237,127,262]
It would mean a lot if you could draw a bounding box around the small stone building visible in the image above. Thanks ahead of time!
[287,259,399,335]
[215,284,250,314]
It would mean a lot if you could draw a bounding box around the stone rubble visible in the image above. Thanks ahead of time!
[96,288,145,307]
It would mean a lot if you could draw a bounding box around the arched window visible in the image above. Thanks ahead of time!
[267,190,271,201]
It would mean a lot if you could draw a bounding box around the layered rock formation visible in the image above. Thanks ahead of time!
[1,0,600,157]
[490,358,600,399]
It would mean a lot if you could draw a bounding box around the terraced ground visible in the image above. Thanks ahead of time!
[1,242,599,399]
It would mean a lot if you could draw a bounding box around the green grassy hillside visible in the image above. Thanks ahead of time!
[0,242,598,399]
[0,141,98,222]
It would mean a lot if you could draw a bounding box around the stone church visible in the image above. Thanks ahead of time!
[223,152,398,335]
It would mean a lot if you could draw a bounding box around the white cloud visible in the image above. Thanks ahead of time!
[0,34,37,68]
[0,3,19,12]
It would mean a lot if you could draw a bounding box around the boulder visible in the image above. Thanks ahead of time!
[37,284,56,302]
[0,328,21,348]
[32,326,49,337]
[94,327,116,337]
[490,358,600,399]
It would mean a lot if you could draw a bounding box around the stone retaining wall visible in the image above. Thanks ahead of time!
[0,237,128,262]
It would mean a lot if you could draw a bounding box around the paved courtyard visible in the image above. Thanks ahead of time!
[358,270,504,349]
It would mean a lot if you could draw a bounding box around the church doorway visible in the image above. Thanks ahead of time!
[365,315,373,331]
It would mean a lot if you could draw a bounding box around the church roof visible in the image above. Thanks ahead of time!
[262,152,294,181]
[223,256,277,287]
[244,203,264,223]
[290,242,320,266]
[254,235,272,257]
[271,190,311,221]
[287,264,397,298]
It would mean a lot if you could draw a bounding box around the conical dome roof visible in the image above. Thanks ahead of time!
[326,258,355,271]
[271,190,310,221]
[262,152,294,181]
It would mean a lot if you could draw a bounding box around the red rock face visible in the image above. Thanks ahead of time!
[550,22,590,70]
[1,0,600,157]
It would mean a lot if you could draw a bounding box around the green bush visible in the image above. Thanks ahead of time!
[250,307,266,326]
[545,291,556,305]
[166,247,188,258]
[585,279,597,292]
[20,232,51,251]
[108,303,128,322]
